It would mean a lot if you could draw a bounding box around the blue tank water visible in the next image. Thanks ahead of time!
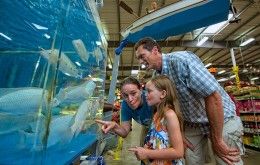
[0,0,107,164]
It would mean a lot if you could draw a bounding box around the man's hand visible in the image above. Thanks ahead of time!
[212,139,240,165]
[183,137,195,151]
[128,146,149,160]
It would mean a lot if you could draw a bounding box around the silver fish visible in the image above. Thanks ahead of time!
[54,80,96,106]
[0,88,48,115]
[0,113,39,134]
[71,100,89,137]
[92,47,103,64]
[47,115,73,147]
[72,39,89,62]
[40,49,79,78]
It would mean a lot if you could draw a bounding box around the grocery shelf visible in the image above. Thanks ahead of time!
[244,144,260,152]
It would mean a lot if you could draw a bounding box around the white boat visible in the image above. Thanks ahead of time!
[121,0,230,43]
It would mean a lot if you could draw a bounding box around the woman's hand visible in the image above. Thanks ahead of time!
[95,119,116,134]
[128,146,149,161]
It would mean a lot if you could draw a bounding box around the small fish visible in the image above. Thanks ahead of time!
[70,99,99,137]
[0,113,39,134]
[0,88,48,115]
[70,100,91,137]
[92,47,103,64]
[47,115,74,147]
[54,80,96,106]
[40,49,79,78]
[72,39,89,62]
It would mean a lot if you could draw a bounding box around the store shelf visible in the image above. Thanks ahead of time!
[241,120,258,123]
[244,144,260,152]
[244,131,257,136]
[240,111,260,114]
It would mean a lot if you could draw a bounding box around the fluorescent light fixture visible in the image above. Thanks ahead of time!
[0,32,12,40]
[141,64,145,69]
[32,23,48,30]
[242,69,248,73]
[240,38,255,47]
[92,77,103,82]
[108,64,112,69]
[217,78,228,82]
[197,36,209,46]
[205,63,212,68]
[131,70,139,75]
[75,61,81,66]
[229,75,236,79]
[251,77,259,81]
[64,72,71,76]
[203,14,233,34]
[44,33,50,39]
[96,41,102,46]
[218,70,226,74]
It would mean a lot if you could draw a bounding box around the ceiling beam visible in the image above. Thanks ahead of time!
[108,40,260,49]
[106,64,259,72]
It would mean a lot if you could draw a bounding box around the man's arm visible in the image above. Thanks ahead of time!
[205,91,240,165]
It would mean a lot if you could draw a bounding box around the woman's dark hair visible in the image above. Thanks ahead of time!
[120,76,141,89]
[134,37,161,53]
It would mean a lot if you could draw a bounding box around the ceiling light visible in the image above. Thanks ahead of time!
[217,78,228,82]
[230,75,236,79]
[197,36,209,46]
[108,64,112,69]
[96,41,102,46]
[251,77,259,81]
[205,63,212,68]
[44,33,50,39]
[141,64,145,69]
[242,69,248,73]
[218,70,226,74]
[0,32,12,40]
[240,38,255,47]
[131,70,139,75]
[75,61,81,66]
[32,23,48,30]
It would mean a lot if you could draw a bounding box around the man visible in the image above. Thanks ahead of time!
[134,37,244,165]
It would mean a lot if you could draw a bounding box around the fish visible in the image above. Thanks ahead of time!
[70,99,99,137]
[0,87,48,115]
[92,47,103,64]
[47,115,74,147]
[54,80,96,106]
[48,99,98,147]
[0,113,40,134]
[72,39,89,62]
[40,49,79,78]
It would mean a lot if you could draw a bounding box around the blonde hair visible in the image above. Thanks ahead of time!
[149,75,183,132]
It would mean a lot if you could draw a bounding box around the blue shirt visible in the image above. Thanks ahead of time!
[121,92,153,127]
[160,51,236,134]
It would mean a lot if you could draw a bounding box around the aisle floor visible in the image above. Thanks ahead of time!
[103,120,260,165]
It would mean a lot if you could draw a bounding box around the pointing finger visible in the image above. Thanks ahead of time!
[128,148,137,152]
[95,119,106,125]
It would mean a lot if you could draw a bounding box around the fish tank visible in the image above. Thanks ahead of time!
[0,0,107,164]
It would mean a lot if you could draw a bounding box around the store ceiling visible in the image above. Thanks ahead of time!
[98,0,260,89]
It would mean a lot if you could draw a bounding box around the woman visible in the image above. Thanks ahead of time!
[96,76,153,139]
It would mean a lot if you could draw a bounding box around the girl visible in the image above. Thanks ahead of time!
[129,75,184,165]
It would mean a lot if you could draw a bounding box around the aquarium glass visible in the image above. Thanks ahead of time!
[0,0,107,164]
